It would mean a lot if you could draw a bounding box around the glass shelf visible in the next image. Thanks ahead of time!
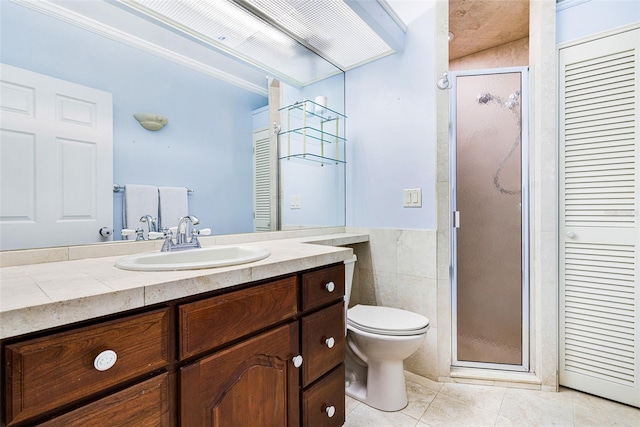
[279,126,345,144]
[278,99,346,121]
[279,99,347,166]
[279,153,346,166]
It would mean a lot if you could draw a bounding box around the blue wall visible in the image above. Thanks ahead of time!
[345,2,438,230]
[1,2,268,239]
[557,0,640,44]
[280,74,346,228]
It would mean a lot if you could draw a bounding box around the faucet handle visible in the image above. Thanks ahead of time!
[148,232,165,240]
[122,228,145,241]
[193,228,211,236]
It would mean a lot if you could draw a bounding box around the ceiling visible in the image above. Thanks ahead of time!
[449,0,530,60]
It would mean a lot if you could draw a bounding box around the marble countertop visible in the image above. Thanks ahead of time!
[0,232,368,339]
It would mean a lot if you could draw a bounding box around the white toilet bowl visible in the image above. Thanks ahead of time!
[343,256,430,412]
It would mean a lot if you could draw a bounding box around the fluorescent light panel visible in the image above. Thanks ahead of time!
[119,0,394,85]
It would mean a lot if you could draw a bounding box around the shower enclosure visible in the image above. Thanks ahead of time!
[450,68,529,370]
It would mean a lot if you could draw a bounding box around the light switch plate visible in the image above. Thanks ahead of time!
[291,195,301,209]
[403,188,422,208]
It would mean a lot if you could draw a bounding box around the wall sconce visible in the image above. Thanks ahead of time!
[134,113,169,131]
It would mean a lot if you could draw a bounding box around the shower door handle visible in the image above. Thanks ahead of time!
[453,211,461,228]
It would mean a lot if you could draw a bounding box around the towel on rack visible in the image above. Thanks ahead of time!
[158,186,189,229]
[123,184,159,239]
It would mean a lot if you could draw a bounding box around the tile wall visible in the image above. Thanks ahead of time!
[347,227,439,380]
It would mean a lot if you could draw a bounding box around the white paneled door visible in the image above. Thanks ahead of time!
[559,26,639,408]
[0,64,113,250]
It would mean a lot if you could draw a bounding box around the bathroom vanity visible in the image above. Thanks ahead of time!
[0,233,366,426]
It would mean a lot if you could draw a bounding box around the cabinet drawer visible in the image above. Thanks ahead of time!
[301,264,345,311]
[179,276,298,359]
[302,364,345,427]
[4,308,170,426]
[301,301,345,387]
[37,373,171,427]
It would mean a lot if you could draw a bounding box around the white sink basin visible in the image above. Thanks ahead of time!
[115,245,271,271]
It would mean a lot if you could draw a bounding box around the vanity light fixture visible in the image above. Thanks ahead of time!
[134,113,169,131]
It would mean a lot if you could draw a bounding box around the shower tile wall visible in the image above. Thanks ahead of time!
[348,227,439,380]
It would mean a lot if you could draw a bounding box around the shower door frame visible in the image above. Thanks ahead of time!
[450,67,531,372]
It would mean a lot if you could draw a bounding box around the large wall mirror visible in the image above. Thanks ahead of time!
[0,0,346,250]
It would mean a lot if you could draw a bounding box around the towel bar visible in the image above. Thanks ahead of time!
[113,184,194,194]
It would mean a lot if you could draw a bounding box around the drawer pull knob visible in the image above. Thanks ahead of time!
[292,355,303,368]
[94,349,117,371]
[325,337,335,349]
[325,281,335,292]
[325,405,336,418]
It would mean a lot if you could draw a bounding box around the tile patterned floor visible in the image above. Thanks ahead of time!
[344,372,640,427]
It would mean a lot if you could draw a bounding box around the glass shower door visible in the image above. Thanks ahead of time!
[451,68,529,370]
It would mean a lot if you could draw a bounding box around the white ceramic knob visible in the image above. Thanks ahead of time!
[325,406,336,418]
[566,231,576,238]
[325,337,335,349]
[325,281,335,292]
[94,349,117,371]
[148,232,165,240]
[292,355,303,368]
[198,228,212,236]
[121,229,136,237]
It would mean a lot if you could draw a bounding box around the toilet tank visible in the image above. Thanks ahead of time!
[344,254,357,306]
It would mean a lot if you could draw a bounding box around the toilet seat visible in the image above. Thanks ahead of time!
[347,304,429,336]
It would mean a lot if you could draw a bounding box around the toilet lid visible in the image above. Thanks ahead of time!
[347,305,430,336]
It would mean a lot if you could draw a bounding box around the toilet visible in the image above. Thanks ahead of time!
[343,255,429,412]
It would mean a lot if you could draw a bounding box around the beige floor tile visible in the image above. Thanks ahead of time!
[496,387,574,426]
[346,396,361,416]
[402,379,439,420]
[571,389,640,427]
[344,402,419,427]
[437,382,507,412]
[419,389,502,427]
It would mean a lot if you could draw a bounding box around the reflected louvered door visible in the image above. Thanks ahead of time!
[253,127,272,231]
[559,27,639,408]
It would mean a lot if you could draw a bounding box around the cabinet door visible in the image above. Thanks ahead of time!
[180,323,299,426]
[37,373,172,427]
[301,301,345,387]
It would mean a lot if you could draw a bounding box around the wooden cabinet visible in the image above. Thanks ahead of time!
[302,364,346,427]
[1,263,346,427]
[301,301,345,387]
[4,308,170,426]
[179,276,298,359]
[180,323,299,426]
[37,373,171,427]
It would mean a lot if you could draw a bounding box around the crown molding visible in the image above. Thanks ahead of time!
[9,0,268,96]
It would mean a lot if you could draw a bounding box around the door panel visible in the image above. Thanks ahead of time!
[452,68,529,370]
[0,64,113,250]
[180,322,299,426]
[559,27,639,408]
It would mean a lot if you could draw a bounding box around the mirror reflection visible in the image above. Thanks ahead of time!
[0,1,346,251]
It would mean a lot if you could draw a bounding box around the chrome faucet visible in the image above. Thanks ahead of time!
[139,215,158,233]
[161,215,202,252]
[176,215,199,244]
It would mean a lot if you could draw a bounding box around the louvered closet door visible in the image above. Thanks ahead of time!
[253,127,272,231]
[559,27,639,408]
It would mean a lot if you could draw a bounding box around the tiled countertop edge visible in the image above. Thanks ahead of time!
[0,232,369,339]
